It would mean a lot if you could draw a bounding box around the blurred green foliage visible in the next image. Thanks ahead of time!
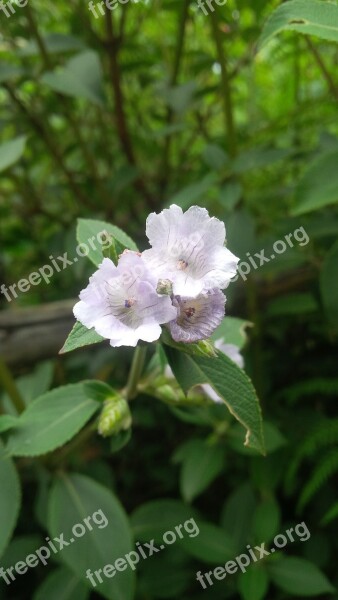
[1,0,338,599]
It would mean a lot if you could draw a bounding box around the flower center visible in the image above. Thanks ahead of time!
[177,259,189,271]
[124,298,136,308]
[184,307,196,319]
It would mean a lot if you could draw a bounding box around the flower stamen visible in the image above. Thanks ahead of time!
[125,298,136,308]
[177,259,189,271]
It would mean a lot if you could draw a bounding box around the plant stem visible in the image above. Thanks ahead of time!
[210,9,237,158]
[306,37,338,101]
[125,346,147,401]
[0,360,26,414]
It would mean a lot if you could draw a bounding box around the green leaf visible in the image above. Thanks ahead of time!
[268,557,335,596]
[33,567,90,600]
[320,240,338,326]
[179,439,225,502]
[212,316,252,349]
[202,144,229,170]
[19,33,85,56]
[220,483,257,553]
[41,51,105,106]
[0,535,43,569]
[60,321,104,354]
[77,218,138,267]
[259,0,338,48]
[292,149,338,215]
[168,174,217,210]
[164,347,265,454]
[0,64,25,83]
[0,440,21,558]
[228,421,287,456]
[139,551,191,598]
[238,567,269,600]
[0,136,27,173]
[161,330,217,358]
[48,473,134,600]
[232,147,289,173]
[0,415,18,433]
[178,521,235,564]
[130,499,199,543]
[5,381,109,457]
[218,182,242,212]
[267,293,319,317]
[252,497,281,543]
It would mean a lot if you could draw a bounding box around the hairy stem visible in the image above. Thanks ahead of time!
[125,346,147,401]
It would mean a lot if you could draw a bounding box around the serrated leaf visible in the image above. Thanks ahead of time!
[164,347,265,454]
[60,321,104,354]
[0,415,18,433]
[0,440,21,558]
[5,381,110,457]
[259,0,338,48]
[48,473,134,600]
[77,218,138,267]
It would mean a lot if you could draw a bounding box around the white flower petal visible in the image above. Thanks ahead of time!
[143,204,239,297]
[73,254,176,348]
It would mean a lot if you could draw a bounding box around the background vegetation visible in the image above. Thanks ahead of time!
[1,0,338,598]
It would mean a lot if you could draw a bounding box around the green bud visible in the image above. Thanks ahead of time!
[98,396,132,438]
[156,279,173,296]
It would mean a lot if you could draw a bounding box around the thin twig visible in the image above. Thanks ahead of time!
[306,37,338,101]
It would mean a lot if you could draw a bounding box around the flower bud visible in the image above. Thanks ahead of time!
[156,279,173,296]
[98,396,132,437]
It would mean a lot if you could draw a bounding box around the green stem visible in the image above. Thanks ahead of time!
[125,346,147,401]
[210,9,237,158]
[306,37,338,101]
[0,360,26,414]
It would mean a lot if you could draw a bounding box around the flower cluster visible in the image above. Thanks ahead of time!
[73,205,239,347]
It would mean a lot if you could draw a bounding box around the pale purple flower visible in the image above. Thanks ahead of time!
[73,253,177,347]
[142,204,239,297]
[168,289,225,343]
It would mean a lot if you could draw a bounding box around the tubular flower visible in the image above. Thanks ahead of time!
[168,289,226,343]
[142,204,239,297]
[73,253,177,347]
